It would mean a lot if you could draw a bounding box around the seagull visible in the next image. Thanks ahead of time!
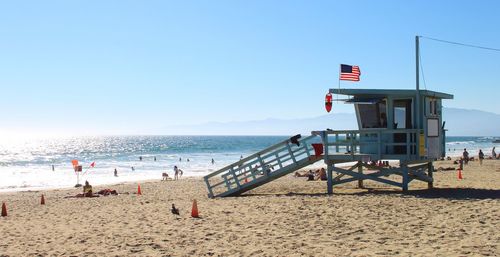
[171,204,180,215]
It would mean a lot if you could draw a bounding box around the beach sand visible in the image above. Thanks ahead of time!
[1,159,499,256]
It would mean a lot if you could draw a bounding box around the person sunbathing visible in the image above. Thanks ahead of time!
[97,189,118,196]
[294,171,309,177]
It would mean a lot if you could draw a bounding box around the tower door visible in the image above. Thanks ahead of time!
[393,99,413,154]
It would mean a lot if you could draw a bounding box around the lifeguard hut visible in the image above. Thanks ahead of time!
[315,88,453,193]
[203,36,454,197]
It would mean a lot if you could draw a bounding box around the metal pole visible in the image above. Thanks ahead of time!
[415,35,421,157]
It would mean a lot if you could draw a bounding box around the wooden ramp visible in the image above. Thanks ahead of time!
[204,134,322,198]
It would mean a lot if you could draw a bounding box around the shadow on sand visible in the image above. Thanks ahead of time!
[243,188,500,200]
[346,188,500,200]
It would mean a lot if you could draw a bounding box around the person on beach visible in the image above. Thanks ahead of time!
[51,165,55,171]
[492,147,496,159]
[139,156,143,161]
[316,168,327,181]
[83,181,93,197]
[478,149,484,165]
[154,156,157,161]
[179,157,182,162]
[463,149,469,165]
[114,168,118,177]
[131,166,135,171]
[211,158,215,165]
[174,166,179,180]
[307,170,315,181]
[294,171,308,177]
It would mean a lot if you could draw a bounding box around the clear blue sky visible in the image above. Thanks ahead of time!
[0,0,499,136]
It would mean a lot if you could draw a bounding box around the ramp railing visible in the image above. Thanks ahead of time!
[204,134,321,198]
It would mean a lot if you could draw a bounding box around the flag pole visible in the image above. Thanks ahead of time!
[82,162,94,176]
[337,64,341,101]
[415,35,421,157]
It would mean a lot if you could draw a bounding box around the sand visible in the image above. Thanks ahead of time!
[1,159,499,256]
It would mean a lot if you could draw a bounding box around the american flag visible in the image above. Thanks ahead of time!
[340,64,361,81]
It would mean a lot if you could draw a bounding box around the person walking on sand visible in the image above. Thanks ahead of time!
[174,165,179,180]
[479,149,484,165]
[114,168,118,177]
[492,147,496,159]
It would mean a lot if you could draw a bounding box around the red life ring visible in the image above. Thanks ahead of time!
[325,93,333,112]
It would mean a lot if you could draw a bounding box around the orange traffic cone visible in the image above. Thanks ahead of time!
[191,199,199,218]
[458,169,463,180]
[137,184,142,195]
[41,194,45,205]
[1,202,7,217]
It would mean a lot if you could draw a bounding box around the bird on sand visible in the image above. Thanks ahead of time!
[171,204,180,215]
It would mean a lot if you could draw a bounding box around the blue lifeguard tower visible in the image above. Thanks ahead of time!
[204,37,454,197]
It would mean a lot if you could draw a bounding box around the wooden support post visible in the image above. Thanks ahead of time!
[286,143,297,163]
[357,161,363,188]
[224,176,231,190]
[275,153,283,169]
[327,163,334,195]
[377,131,382,160]
[304,144,311,158]
[230,168,241,188]
[401,163,409,192]
[427,161,434,189]
[335,134,339,153]
[204,177,214,198]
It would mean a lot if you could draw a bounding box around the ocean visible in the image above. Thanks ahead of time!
[0,135,498,192]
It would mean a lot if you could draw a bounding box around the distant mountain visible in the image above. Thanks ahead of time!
[157,113,357,136]
[157,108,499,136]
[443,108,500,136]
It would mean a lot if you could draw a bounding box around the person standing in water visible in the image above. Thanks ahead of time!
[139,156,143,161]
[114,168,118,177]
[154,156,157,161]
[51,165,55,171]
[211,158,215,165]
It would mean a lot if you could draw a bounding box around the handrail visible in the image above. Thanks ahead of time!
[316,129,423,159]
[205,134,318,179]
[204,134,320,197]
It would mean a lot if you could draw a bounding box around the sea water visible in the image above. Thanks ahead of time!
[0,136,497,192]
